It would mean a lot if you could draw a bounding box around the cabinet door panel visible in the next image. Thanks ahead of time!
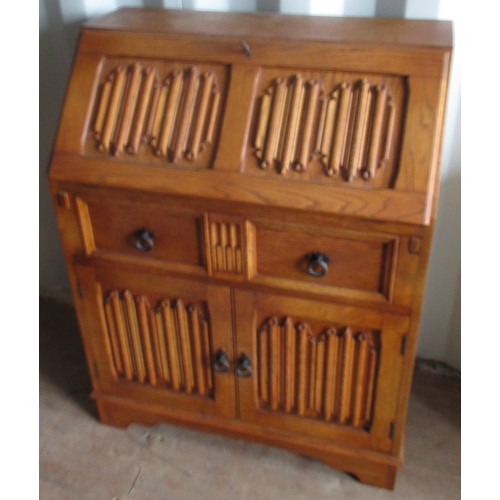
[234,289,408,452]
[75,264,236,418]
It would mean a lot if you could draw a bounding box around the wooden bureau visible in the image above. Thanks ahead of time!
[48,8,452,489]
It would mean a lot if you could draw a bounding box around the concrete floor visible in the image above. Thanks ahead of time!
[40,297,460,499]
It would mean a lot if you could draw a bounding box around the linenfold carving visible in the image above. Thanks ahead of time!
[253,75,396,181]
[207,220,244,275]
[257,317,379,429]
[93,64,221,163]
[103,290,213,397]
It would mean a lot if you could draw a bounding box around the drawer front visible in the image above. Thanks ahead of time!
[252,218,415,305]
[59,186,421,306]
[75,192,206,275]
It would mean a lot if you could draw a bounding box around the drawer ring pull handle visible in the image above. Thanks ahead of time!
[133,227,156,252]
[236,353,253,378]
[213,349,231,373]
[305,252,331,278]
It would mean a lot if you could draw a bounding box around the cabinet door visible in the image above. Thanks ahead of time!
[75,264,236,418]
[234,289,409,453]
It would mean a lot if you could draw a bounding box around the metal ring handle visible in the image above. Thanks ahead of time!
[305,252,331,278]
[236,353,253,378]
[133,228,156,252]
[213,349,231,373]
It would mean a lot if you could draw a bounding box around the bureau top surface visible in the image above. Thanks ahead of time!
[84,8,452,50]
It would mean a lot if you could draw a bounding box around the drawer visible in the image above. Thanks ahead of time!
[74,192,206,275]
[251,218,418,306]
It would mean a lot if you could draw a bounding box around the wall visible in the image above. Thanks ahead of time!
[39,0,460,369]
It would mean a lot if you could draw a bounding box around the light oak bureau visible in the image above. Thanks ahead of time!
[48,8,452,489]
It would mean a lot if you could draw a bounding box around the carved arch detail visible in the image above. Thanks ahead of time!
[253,74,397,182]
[92,63,221,163]
[102,289,213,397]
[257,317,379,429]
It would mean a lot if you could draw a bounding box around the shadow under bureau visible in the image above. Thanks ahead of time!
[48,8,452,489]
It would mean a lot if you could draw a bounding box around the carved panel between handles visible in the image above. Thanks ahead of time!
[204,215,256,279]
[253,74,397,182]
[92,63,221,164]
[208,221,243,274]
[257,317,379,429]
[103,290,213,397]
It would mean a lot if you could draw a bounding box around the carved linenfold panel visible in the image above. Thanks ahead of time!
[204,216,256,279]
[257,317,379,429]
[251,72,403,185]
[209,221,243,274]
[90,61,223,166]
[255,74,317,175]
[103,290,213,397]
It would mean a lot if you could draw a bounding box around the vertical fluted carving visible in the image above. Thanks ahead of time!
[284,317,296,413]
[99,65,127,153]
[253,74,397,182]
[109,290,133,381]
[173,67,199,161]
[92,63,221,163]
[128,67,156,155]
[257,317,379,429]
[326,83,351,177]
[102,290,214,397]
[297,323,309,417]
[123,290,146,383]
[159,300,181,390]
[136,296,157,386]
[104,300,124,376]
[345,79,371,180]
[176,299,195,394]
[188,72,214,160]
[146,84,161,140]
[189,305,208,397]
[298,80,320,171]
[269,317,281,410]
[365,84,387,179]
[261,77,287,169]
[114,63,143,157]
[93,81,112,141]
[154,304,170,384]
[320,79,396,181]
[258,322,269,406]
[156,71,183,157]
[323,329,339,421]
[209,221,244,275]
[150,85,168,150]
[280,74,304,175]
